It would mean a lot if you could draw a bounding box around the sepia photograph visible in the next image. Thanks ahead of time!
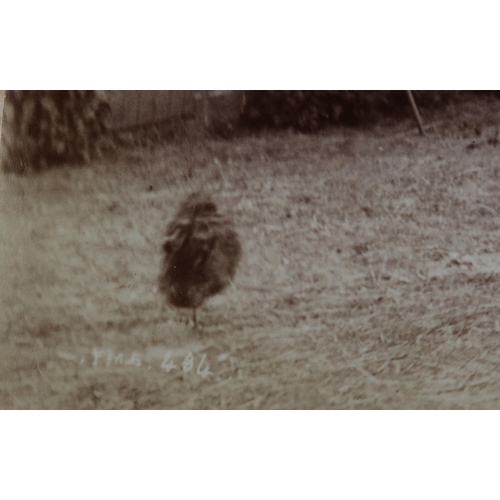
[2,90,500,410]
[3,1,500,495]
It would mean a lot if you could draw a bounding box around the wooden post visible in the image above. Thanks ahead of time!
[406,90,425,136]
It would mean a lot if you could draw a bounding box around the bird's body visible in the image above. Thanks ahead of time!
[159,192,241,327]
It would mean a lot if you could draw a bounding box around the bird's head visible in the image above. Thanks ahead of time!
[178,192,218,218]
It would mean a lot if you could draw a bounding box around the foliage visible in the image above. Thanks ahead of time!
[241,90,485,132]
[1,90,114,174]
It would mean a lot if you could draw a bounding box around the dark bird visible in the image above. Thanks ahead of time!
[159,192,241,328]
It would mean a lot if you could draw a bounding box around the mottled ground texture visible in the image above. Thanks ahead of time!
[2,96,500,409]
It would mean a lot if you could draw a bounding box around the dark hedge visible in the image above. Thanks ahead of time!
[241,91,498,132]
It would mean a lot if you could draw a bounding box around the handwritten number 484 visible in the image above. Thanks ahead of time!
[161,352,212,379]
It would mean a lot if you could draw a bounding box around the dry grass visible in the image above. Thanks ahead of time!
[2,96,500,409]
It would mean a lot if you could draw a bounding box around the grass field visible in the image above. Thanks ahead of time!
[2,96,500,409]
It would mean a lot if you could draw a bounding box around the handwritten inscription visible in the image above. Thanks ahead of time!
[91,348,213,379]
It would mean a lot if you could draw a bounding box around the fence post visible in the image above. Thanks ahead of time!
[406,90,425,136]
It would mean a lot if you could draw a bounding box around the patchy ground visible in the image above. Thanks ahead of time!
[2,96,500,409]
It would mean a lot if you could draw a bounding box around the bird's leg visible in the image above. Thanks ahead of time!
[192,307,198,330]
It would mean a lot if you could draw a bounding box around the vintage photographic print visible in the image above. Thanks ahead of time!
[2,90,500,410]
